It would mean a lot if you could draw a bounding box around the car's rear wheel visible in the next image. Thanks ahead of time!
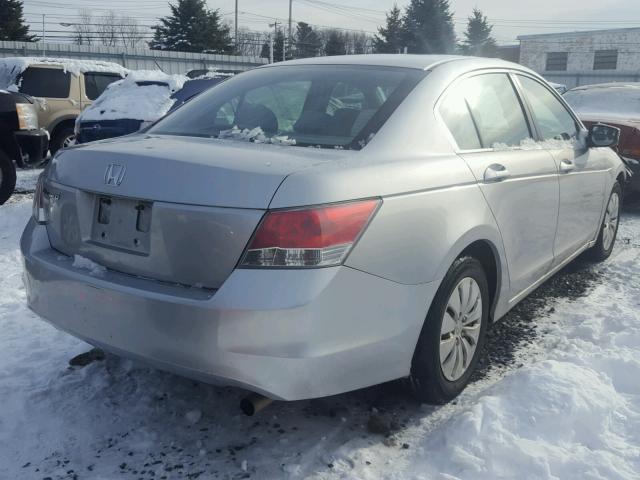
[409,256,489,404]
[0,148,17,205]
[588,182,621,262]
[50,125,75,155]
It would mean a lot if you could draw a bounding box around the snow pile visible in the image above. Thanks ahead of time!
[78,70,187,123]
[493,137,582,151]
[72,254,107,276]
[0,57,127,90]
[218,126,296,145]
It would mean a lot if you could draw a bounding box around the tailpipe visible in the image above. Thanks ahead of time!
[240,393,274,416]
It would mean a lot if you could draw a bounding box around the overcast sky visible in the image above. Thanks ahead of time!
[21,0,640,45]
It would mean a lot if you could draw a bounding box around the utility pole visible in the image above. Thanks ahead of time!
[269,35,274,64]
[269,21,279,63]
[234,0,238,53]
[288,0,292,60]
[41,14,45,56]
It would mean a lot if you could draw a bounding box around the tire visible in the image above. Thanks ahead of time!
[0,148,17,205]
[409,256,489,404]
[587,182,622,262]
[50,125,75,155]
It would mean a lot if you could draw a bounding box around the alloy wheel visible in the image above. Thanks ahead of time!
[440,277,483,381]
[602,191,620,251]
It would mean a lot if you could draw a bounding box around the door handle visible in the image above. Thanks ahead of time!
[559,159,575,173]
[484,164,510,183]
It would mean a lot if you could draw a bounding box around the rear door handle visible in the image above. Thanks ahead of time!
[559,159,575,173]
[484,164,510,183]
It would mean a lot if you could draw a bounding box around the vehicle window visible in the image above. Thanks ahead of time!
[460,73,532,148]
[19,67,71,98]
[243,81,311,133]
[439,87,481,150]
[84,73,121,100]
[517,75,578,141]
[149,65,424,149]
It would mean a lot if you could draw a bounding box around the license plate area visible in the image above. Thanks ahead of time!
[90,195,152,255]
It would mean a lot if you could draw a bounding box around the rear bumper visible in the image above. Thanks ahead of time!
[21,219,436,400]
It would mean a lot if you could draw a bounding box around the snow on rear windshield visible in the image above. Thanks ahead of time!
[564,85,640,120]
[148,65,424,149]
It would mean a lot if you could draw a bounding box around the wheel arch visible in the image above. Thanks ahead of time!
[436,227,508,322]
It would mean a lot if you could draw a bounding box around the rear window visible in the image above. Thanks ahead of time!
[149,65,424,149]
[19,67,70,98]
[84,72,121,100]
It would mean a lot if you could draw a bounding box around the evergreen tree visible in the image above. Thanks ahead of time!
[0,0,36,41]
[259,29,286,62]
[324,30,346,56]
[373,5,403,53]
[401,0,456,54]
[460,8,496,57]
[150,0,231,53]
[295,22,321,58]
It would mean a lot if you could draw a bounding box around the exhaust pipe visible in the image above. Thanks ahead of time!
[240,393,273,416]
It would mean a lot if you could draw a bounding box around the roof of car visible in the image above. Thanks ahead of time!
[261,54,515,71]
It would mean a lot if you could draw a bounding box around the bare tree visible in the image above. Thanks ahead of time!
[235,27,267,57]
[73,9,94,45]
[72,9,146,48]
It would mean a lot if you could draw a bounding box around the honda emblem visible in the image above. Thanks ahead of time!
[104,164,126,186]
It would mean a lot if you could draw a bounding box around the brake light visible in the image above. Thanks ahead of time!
[241,199,381,267]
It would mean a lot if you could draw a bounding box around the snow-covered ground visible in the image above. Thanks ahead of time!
[1,194,639,480]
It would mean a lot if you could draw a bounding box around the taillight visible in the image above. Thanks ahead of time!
[32,173,49,224]
[241,199,381,267]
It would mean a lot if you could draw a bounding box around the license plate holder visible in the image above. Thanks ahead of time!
[90,195,152,255]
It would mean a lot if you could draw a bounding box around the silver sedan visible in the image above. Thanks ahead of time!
[22,55,627,404]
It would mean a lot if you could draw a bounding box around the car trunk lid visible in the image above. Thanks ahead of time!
[45,134,346,288]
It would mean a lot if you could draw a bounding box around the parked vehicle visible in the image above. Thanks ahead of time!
[0,89,48,204]
[0,58,127,154]
[22,55,626,406]
[75,71,228,144]
[564,83,640,193]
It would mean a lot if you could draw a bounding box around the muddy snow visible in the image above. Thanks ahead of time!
[1,194,639,479]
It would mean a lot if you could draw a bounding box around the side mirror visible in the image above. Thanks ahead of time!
[589,123,620,148]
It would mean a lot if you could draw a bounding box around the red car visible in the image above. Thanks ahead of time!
[564,83,640,193]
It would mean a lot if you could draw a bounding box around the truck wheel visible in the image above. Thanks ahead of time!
[408,256,489,404]
[50,125,75,155]
[0,149,17,205]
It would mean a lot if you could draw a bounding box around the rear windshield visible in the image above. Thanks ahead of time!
[563,87,640,119]
[149,65,424,149]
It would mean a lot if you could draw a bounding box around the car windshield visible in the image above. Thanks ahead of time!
[149,65,424,149]
[563,86,640,120]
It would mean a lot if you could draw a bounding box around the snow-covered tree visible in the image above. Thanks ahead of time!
[373,5,403,53]
[0,0,36,42]
[460,8,496,57]
[150,0,231,53]
[401,0,456,54]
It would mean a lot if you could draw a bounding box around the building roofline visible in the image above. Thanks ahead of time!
[518,26,640,40]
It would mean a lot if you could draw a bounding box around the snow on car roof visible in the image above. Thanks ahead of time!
[78,69,188,123]
[0,56,128,90]
[569,82,640,91]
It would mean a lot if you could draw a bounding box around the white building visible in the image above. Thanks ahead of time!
[518,28,640,88]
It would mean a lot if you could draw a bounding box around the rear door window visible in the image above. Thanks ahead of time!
[462,73,532,148]
[19,67,71,98]
[84,72,121,100]
[439,87,482,150]
[517,75,579,141]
